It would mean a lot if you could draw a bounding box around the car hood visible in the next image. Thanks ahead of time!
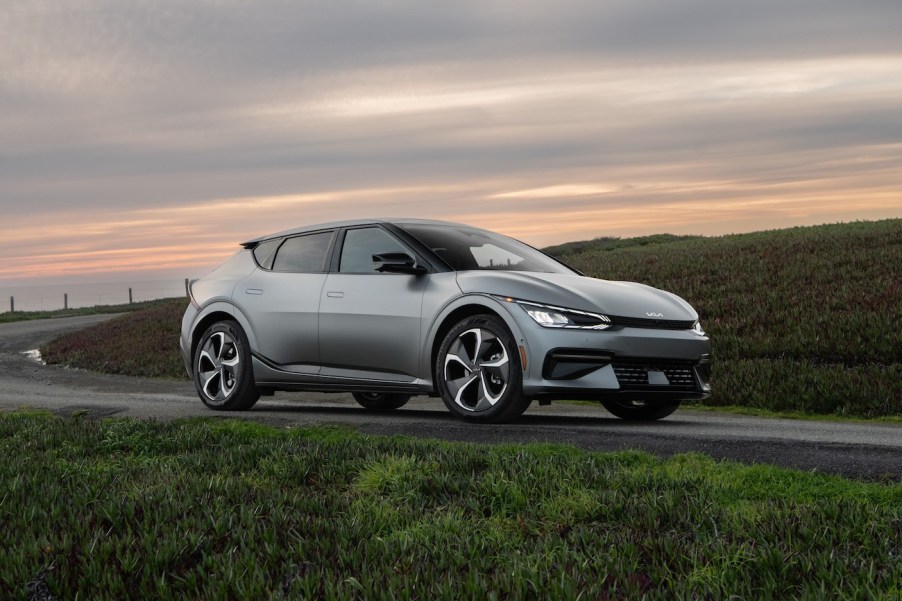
[456,271,698,321]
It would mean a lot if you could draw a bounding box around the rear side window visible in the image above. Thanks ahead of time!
[271,231,333,273]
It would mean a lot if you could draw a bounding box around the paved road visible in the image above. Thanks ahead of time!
[1,315,899,480]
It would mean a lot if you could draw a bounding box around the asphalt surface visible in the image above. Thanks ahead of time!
[1,314,899,480]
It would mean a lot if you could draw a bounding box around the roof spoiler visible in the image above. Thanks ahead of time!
[240,240,260,250]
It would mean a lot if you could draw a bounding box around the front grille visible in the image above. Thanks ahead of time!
[612,358,698,390]
[609,316,695,330]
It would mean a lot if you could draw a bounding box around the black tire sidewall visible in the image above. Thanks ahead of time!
[601,399,680,420]
[193,321,259,411]
[352,392,411,411]
[435,315,527,423]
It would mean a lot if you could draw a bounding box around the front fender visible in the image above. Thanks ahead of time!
[420,293,531,390]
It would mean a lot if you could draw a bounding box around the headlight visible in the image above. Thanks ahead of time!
[502,298,612,330]
[691,321,706,336]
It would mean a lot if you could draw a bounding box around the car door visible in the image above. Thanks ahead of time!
[235,230,334,373]
[318,226,428,382]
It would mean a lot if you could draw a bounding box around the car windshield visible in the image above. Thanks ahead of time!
[398,224,576,274]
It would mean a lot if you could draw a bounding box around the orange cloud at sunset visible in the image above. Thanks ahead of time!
[4,165,899,283]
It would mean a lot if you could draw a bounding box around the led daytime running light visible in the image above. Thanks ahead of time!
[502,297,612,330]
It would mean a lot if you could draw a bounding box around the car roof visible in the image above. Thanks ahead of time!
[241,218,476,246]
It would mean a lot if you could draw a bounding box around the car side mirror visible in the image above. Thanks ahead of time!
[372,252,427,275]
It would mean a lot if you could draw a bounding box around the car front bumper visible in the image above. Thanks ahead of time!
[514,318,712,402]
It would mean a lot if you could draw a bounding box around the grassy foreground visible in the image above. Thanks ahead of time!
[41,220,901,417]
[1,412,899,600]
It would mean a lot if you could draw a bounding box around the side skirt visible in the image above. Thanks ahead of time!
[251,354,431,395]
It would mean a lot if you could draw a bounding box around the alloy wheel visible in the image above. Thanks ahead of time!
[443,327,510,412]
[197,331,241,403]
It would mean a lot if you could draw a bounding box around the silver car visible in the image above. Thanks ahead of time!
[180,219,711,422]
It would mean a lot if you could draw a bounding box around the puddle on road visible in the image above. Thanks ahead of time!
[21,349,45,365]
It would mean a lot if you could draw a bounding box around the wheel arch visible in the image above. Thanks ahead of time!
[189,301,258,367]
[424,295,529,392]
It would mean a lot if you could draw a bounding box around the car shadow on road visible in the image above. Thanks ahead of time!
[244,402,695,429]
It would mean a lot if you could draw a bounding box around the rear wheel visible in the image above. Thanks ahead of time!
[436,315,529,423]
[352,392,411,411]
[193,321,260,411]
[601,399,680,420]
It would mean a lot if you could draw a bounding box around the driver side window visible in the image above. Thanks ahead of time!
[339,227,409,273]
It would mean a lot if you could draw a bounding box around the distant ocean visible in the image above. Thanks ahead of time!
[0,279,189,313]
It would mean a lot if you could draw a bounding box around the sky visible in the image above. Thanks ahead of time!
[2,0,901,285]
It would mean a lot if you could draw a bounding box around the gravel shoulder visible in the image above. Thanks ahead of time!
[1,315,899,480]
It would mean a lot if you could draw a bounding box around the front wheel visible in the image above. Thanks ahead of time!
[436,315,529,423]
[352,392,411,411]
[193,321,260,411]
[601,399,680,420]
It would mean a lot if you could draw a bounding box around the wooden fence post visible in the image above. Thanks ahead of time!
[129,288,133,304]
[64,293,68,310]
[185,278,190,297]
[9,296,13,313]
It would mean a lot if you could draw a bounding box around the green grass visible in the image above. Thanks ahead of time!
[681,403,902,424]
[0,298,179,324]
[40,220,902,416]
[1,412,899,600]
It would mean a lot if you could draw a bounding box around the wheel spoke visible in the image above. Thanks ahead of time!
[202,370,222,400]
[448,373,479,407]
[205,332,222,361]
[471,377,496,411]
[220,368,235,396]
[444,353,471,373]
[198,350,218,372]
[474,330,498,362]
[448,334,476,368]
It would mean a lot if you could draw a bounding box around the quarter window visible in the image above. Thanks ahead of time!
[339,228,409,273]
[271,231,333,273]
[252,238,281,269]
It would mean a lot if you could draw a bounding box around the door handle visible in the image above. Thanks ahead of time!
[245,289,263,295]
[326,291,344,298]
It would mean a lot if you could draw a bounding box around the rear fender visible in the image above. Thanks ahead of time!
[190,300,259,355]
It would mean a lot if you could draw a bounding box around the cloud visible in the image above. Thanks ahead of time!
[0,1,900,282]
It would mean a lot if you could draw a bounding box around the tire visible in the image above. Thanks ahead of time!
[435,314,529,423]
[352,392,412,411]
[601,399,680,420]
[193,321,260,411]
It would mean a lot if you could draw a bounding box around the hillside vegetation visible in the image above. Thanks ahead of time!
[43,220,901,417]
[546,219,901,417]
[42,299,187,379]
